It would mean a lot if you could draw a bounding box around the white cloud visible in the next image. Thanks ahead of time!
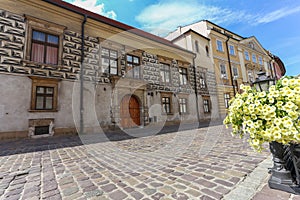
[135,1,300,36]
[135,0,252,36]
[71,0,117,19]
[256,6,300,24]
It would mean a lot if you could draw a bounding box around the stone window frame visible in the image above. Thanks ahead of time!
[229,45,235,55]
[101,47,118,75]
[203,96,211,113]
[29,76,60,112]
[244,50,250,61]
[220,63,227,79]
[258,56,263,65]
[179,98,188,114]
[161,92,173,115]
[125,54,142,79]
[25,15,66,66]
[199,71,207,89]
[179,66,188,85]
[216,39,223,52]
[252,53,257,63]
[160,63,171,84]
[224,93,230,109]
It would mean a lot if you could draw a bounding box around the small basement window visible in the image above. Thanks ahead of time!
[34,126,49,135]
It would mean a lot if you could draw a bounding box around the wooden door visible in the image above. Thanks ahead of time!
[120,95,141,128]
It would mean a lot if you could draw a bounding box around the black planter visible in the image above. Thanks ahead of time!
[268,141,300,194]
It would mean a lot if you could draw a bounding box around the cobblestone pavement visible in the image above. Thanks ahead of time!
[0,124,274,200]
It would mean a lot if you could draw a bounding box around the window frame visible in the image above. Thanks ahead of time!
[232,67,239,78]
[101,47,118,75]
[195,41,199,53]
[29,77,60,112]
[179,67,188,85]
[244,50,250,61]
[179,98,188,114]
[220,64,227,79]
[229,45,235,55]
[25,15,65,66]
[199,72,207,89]
[258,56,263,65]
[160,63,171,84]
[203,98,210,113]
[126,54,141,79]
[30,30,59,65]
[162,96,171,114]
[252,53,257,63]
[224,93,230,109]
[216,40,223,52]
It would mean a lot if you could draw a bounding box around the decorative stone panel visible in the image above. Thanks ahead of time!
[0,9,25,74]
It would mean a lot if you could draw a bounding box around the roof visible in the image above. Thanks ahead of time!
[42,0,194,55]
[171,29,210,42]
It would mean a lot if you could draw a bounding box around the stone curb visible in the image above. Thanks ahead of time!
[222,155,272,200]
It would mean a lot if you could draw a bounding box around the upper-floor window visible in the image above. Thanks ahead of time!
[216,40,223,52]
[220,64,227,79]
[179,98,187,114]
[224,93,230,109]
[35,86,54,110]
[179,67,188,85]
[126,54,140,79]
[162,97,171,114]
[199,72,206,89]
[31,30,59,65]
[229,45,235,55]
[252,54,257,63]
[205,46,209,57]
[244,51,250,61]
[195,41,199,53]
[258,56,263,65]
[101,48,118,75]
[232,67,238,78]
[160,64,170,83]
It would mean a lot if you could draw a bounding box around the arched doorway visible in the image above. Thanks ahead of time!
[120,95,141,128]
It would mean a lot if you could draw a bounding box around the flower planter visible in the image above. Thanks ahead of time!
[268,142,300,194]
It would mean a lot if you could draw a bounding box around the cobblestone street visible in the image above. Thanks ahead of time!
[0,124,282,200]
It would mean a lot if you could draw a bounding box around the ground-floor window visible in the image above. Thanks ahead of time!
[162,97,171,114]
[179,98,187,114]
[224,93,230,108]
[203,99,210,113]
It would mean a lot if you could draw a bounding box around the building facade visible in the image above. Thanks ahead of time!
[166,20,276,118]
[0,0,206,139]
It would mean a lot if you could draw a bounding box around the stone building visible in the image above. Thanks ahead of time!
[166,20,275,118]
[0,0,211,139]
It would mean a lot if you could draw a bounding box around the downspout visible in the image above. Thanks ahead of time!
[80,15,87,135]
[225,35,236,96]
[192,55,201,125]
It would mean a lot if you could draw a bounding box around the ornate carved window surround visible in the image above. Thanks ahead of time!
[29,76,61,112]
[25,15,66,66]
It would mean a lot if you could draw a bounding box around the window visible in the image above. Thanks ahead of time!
[126,54,140,78]
[205,46,209,56]
[224,93,230,109]
[162,97,171,114]
[199,72,206,89]
[160,64,171,83]
[179,98,187,114]
[101,48,118,75]
[195,41,199,53]
[229,45,235,55]
[220,64,227,79]
[179,67,188,85]
[30,77,59,112]
[203,99,210,113]
[248,71,254,83]
[259,56,263,65]
[217,40,223,52]
[244,51,249,60]
[232,67,238,78]
[35,87,54,110]
[252,54,257,63]
[31,30,59,65]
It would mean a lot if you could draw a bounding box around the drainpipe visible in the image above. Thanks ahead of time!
[225,35,236,96]
[192,55,201,125]
[80,15,87,135]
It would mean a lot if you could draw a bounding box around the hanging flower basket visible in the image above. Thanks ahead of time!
[224,76,300,193]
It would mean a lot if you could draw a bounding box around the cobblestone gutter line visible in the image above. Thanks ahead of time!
[223,155,272,200]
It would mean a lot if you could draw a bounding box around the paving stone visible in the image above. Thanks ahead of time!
[131,191,144,200]
[109,190,128,200]
[62,186,79,196]
[84,189,103,198]
[201,188,223,199]
[171,192,189,200]
[101,183,117,192]
[144,188,157,195]
[159,186,176,195]
[185,189,201,197]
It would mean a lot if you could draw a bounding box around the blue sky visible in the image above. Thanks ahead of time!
[63,0,300,76]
